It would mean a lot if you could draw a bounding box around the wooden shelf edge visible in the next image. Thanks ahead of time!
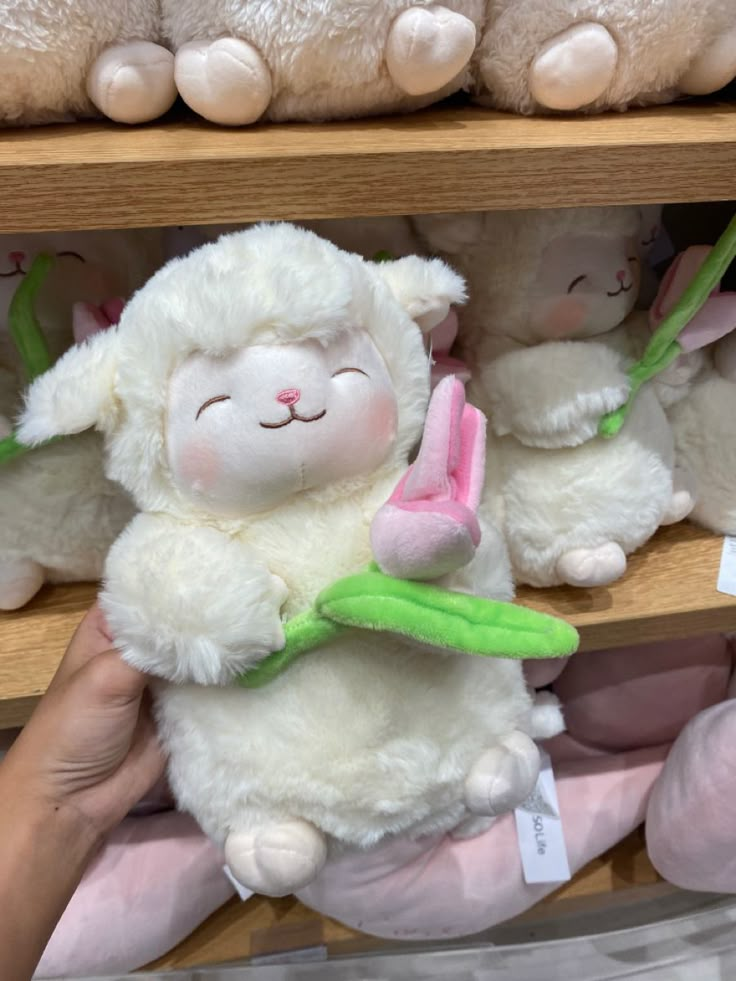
[0,101,734,231]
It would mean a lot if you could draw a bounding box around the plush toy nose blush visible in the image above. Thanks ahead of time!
[8,251,25,264]
[276,389,301,406]
[616,270,627,283]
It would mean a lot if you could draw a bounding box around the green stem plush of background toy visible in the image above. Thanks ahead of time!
[18,224,576,897]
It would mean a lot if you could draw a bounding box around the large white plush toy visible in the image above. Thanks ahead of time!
[18,225,571,896]
[0,230,164,609]
[0,2,176,125]
[415,207,692,588]
[473,1,736,115]
[161,1,484,125]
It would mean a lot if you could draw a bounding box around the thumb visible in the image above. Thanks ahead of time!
[72,650,149,708]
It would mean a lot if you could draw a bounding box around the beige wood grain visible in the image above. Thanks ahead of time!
[0,101,735,232]
[2,523,735,728]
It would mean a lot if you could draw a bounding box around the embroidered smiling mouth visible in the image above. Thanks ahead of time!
[607,281,633,297]
[0,250,86,278]
[260,406,327,430]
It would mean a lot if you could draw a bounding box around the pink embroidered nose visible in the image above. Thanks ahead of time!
[276,388,300,406]
[8,251,25,264]
[616,269,627,283]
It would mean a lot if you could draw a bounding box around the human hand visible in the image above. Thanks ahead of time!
[3,604,165,846]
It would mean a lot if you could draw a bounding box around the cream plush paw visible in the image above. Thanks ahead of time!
[386,5,477,97]
[529,23,618,111]
[224,820,327,897]
[556,542,627,588]
[661,467,696,526]
[87,42,177,124]
[464,731,540,817]
[0,558,45,611]
[679,28,736,95]
[175,38,272,126]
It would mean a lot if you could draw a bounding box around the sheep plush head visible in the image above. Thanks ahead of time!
[18,224,466,519]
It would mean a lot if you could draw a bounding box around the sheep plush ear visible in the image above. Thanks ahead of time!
[17,327,120,445]
[411,212,486,256]
[375,255,467,333]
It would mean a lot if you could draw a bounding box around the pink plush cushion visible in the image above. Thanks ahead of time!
[553,636,732,752]
[35,812,234,979]
[647,697,736,892]
[296,744,667,940]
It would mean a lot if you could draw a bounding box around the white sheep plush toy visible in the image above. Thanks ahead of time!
[0,1,176,125]
[415,207,693,588]
[161,1,484,125]
[18,225,575,896]
[474,0,736,115]
[0,230,164,609]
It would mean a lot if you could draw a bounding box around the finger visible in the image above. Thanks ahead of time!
[75,649,150,708]
[48,602,115,691]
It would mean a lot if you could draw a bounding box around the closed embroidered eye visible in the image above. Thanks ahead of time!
[332,367,369,378]
[56,250,86,263]
[567,275,587,293]
[628,256,640,264]
[195,395,231,420]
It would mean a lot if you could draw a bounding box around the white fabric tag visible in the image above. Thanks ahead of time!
[223,865,254,903]
[514,751,571,885]
[717,537,736,597]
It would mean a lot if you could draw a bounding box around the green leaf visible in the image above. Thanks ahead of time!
[9,252,54,382]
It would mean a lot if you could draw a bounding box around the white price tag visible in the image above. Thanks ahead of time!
[718,537,736,597]
[223,865,254,902]
[514,751,571,885]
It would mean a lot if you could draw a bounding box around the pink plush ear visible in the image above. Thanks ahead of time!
[371,376,486,580]
[72,298,125,344]
[650,247,736,352]
[429,309,471,389]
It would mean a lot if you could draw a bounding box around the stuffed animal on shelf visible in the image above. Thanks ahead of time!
[0,230,164,610]
[0,1,176,125]
[415,206,692,588]
[473,0,736,116]
[161,2,484,125]
[18,224,578,896]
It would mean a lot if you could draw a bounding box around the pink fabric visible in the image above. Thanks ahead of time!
[371,375,486,580]
[296,745,667,940]
[72,297,125,344]
[553,636,732,752]
[429,310,471,389]
[35,813,234,979]
[650,247,736,353]
[647,697,736,892]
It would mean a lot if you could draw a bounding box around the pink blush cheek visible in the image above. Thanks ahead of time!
[539,297,589,338]
[176,440,223,494]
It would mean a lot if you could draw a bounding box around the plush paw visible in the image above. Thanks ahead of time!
[175,38,272,126]
[679,28,736,96]
[386,5,476,96]
[529,22,618,111]
[464,731,540,817]
[87,42,177,124]
[449,814,495,841]
[0,558,45,611]
[556,542,627,588]
[661,467,697,526]
[224,820,327,897]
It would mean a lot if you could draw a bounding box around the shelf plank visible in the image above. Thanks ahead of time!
[146,829,660,970]
[0,101,735,232]
[2,523,735,728]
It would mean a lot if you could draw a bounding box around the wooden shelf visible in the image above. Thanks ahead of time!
[0,100,735,233]
[146,829,662,970]
[1,523,734,728]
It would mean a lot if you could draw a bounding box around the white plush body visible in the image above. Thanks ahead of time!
[162,0,485,124]
[416,208,686,588]
[475,0,736,115]
[20,225,558,895]
[0,1,175,125]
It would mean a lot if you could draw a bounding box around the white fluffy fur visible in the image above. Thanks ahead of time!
[474,0,736,115]
[0,1,164,124]
[20,225,555,871]
[162,0,485,122]
[417,208,681,587]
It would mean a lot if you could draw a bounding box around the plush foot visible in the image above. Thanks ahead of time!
[386,5,477,96]
[661,467,697,526]
[224,820,327,897]
[175,38,272,126]
[464,730,540,817]
[450,814,495,841]
[529,22,618,111]
[0,558,45,610]
[556,542,627,588]
[530,691,565,741]
[87,42,177,124]
[680,28,736,96]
